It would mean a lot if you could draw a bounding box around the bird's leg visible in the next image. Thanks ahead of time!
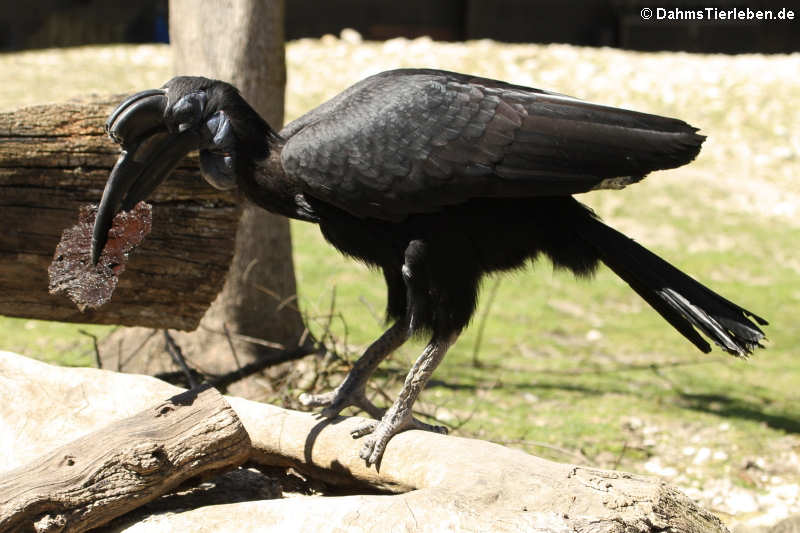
[299,319,410,419]
[353,333,456,466]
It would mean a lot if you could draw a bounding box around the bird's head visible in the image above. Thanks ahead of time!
[91,76,276,264]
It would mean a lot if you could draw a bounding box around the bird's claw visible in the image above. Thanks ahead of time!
[353,411,448,466]
[299,386,384,419]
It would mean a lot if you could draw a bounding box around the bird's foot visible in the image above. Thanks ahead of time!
[352,409,448,466]
[299,384,384,419]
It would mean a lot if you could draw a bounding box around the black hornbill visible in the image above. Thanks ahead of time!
[92,71,767,466]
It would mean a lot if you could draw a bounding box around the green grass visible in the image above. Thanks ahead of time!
[0,317,111,367]
[1,42,799,515]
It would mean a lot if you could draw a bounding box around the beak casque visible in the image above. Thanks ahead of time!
[91,89,202,264]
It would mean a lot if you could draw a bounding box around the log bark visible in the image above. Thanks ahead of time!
[0,384,250,533]
[0,351,729,533]
[0,98,239,329]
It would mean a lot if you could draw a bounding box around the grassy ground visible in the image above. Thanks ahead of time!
[1,37,798,529]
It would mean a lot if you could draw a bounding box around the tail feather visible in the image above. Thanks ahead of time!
[577,211,767,356]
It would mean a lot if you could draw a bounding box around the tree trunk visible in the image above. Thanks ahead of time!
[100,0,310,388]
[171,0,306,352]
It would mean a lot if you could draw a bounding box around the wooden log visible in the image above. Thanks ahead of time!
[0,97,240,329]
[0,385,250,533]
[0,352,729,533]
[233,398,728,533]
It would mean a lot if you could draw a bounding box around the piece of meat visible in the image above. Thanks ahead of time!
[48,202,152,310]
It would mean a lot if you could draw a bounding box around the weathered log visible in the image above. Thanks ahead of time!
[0,351,729,533]
[0,384,250,533]
[234,401,728,533]
[0,97,239,329]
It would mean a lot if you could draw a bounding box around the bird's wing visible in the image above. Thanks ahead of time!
[280,69,704,220]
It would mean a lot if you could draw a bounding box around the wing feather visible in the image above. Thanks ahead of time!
[280,68,705,220]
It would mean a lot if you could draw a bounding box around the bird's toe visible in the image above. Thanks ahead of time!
[354,417,397,466]
[352,411,449,466]
[416,421,448,434]
[299,386,384,419]
[298,391,336,409]
[351,419,378,439]
[359,436,385,466]
[320,403,345,419]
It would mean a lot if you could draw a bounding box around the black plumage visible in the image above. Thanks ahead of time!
[92,69,767,466]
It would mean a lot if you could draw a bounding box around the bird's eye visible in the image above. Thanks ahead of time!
[169,91,207,133]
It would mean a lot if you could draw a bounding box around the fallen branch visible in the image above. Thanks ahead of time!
[0,385,250,533]
[0,351,729,533]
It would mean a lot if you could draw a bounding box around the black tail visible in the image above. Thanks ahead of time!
[575,208,767,356]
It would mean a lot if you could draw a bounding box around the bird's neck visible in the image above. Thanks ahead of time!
[236,143,314,222]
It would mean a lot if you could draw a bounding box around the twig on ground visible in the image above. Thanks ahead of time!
[444,401,480,432]
[613,441,629,471]
[359,295,383,325]
[222,322,243,372]
[207,345,315,391]
[78,329,102,369]
[119,328,158,371]
[251,281,302,314]
[276,294,299,312]
[471,277,502,368]
[116,338,122,372]
[297,325,312,350]
[198,324,286,350]
[322,286,338,350]
[163,330,198,388]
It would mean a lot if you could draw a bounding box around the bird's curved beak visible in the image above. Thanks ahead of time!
[91,89,202,264]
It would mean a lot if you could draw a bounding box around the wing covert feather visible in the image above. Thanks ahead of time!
[280,69,704,220]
